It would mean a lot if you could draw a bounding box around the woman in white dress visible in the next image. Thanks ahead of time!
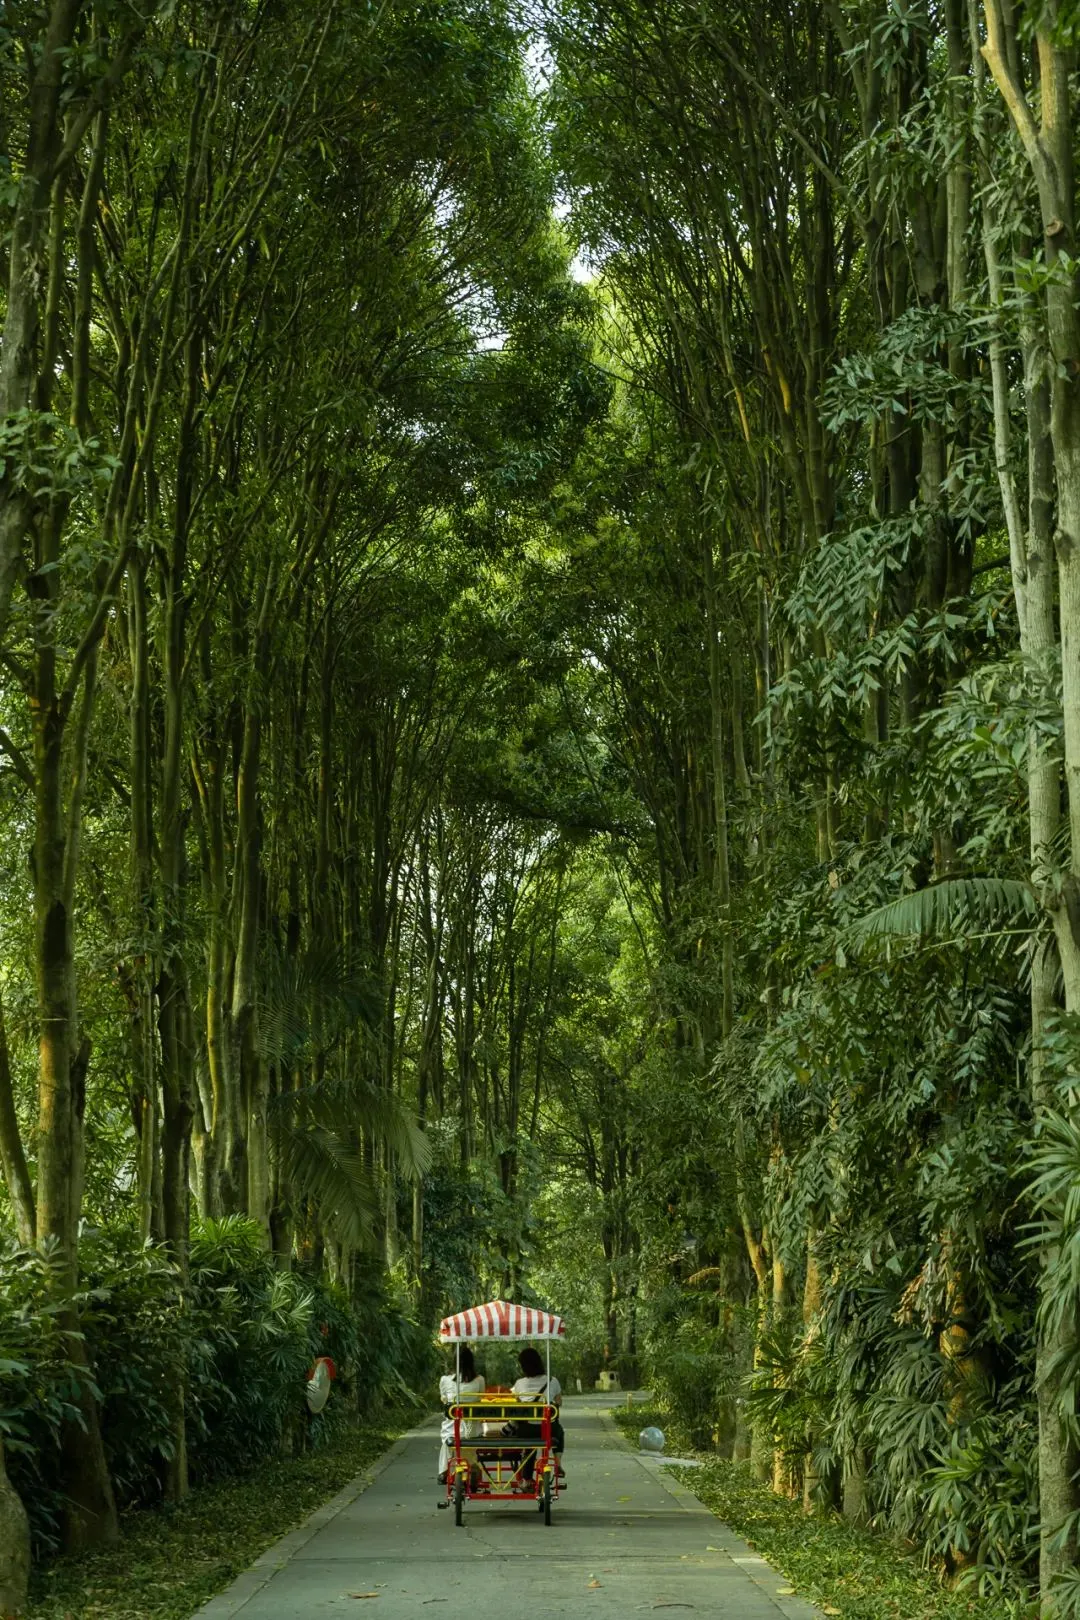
[438,1345,485,1481]
[510,1345,565,1479]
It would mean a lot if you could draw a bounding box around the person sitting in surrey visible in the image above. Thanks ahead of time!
[438,1345,484,1483]
[511,1345,565,1479]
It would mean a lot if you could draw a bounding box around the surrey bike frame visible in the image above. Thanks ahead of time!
[446,1394,558,1515]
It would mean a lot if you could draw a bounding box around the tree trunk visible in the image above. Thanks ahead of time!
[0,988,35,1247]
[0,1437,29,1620]
[32,654,118,1548]
[157,387,198,1495]
[234,716,267,1235]
[127,555,159,1245]
[980,10,1080,1599]
[801,1231,823,1512]
[770,1251,795,1498]
[203,749,234,1216]
[842,1450,869,1526]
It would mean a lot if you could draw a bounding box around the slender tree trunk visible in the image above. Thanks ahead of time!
[32,641,118,1547]
[197,738,232,1215]
[980,12,1080,1598]
[770,1251,795,1498]
[233,617,269,1238]
[0,987,35,1246]
[127,556,159,1243]
[801,1231,823,1512]
[0,1435,30,1620]
[156,333,200,1495]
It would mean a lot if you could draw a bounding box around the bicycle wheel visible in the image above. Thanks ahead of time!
[454,1476,465,1527]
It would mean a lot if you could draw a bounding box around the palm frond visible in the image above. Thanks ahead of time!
[258,943,380,1068]
[278,1076,431,1177]
[845,878,1039,949]
[271,1121,381,1250]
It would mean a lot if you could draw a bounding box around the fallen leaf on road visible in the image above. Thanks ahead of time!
[777,1589,795,1596]
[617,1495,632,1501]
[822,1610,841,1616]
[587,1579,602,1588]
[348,1595,381,1600]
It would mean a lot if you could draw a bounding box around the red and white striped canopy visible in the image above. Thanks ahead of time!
[439,1300,567,1343]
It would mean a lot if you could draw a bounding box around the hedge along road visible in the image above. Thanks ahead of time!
[192,1396,822,1618]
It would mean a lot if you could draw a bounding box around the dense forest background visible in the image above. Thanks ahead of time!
[4,0,1080,1615]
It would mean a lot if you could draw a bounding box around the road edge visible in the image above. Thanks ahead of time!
[188,1425,422,1619]
[596,1404,824,1620]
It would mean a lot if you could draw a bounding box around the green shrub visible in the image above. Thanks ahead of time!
[0,1217,433,1563]
[675,1454,1010,1620]
[79,1230,190,1506]
[0,1243,87,1552]
[641,1286,753,1451]
[185,1220,323,1479]
[343,1255,434,1412]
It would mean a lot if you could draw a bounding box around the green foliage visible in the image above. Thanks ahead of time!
[671,1456,1010,1620]
[0,413,118,501]
[0,1245,87,1550]
[923,1405,1038,1605]
[418,1153,510,1316]
[616,1401,1024,1615]
[0,1220,430,1555]
[640,1287,754,1452]
[845,878,1040,951]
[4,0,1080,1609]
[608,1401,695,1457]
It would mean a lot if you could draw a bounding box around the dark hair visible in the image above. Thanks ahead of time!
[453,1346,476,1381]
[518,1346,544,1378]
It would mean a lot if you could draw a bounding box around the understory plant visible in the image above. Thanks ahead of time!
[0,1217,430,1556]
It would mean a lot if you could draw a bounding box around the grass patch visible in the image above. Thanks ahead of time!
[608,1407,1010,1620]
[27,1419,405,1620]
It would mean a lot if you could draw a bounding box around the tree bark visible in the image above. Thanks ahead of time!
[126,555,159,1244]
[0,987,35,1247]
[0,1436,30,1620]
[32,644,118,1547]
[232,611,270,1237]
[980,7,1080,1599]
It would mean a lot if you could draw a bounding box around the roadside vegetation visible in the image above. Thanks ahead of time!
[26,1419,403,1620]
[610,1408,1005,1620]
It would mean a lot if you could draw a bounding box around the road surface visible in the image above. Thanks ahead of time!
[193,1397,821,1618]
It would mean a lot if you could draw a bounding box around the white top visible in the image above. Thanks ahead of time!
[512,1373,561,1404]
[440,1373,485,1405]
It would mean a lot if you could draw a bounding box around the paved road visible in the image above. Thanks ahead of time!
[194,1398,821,1619]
